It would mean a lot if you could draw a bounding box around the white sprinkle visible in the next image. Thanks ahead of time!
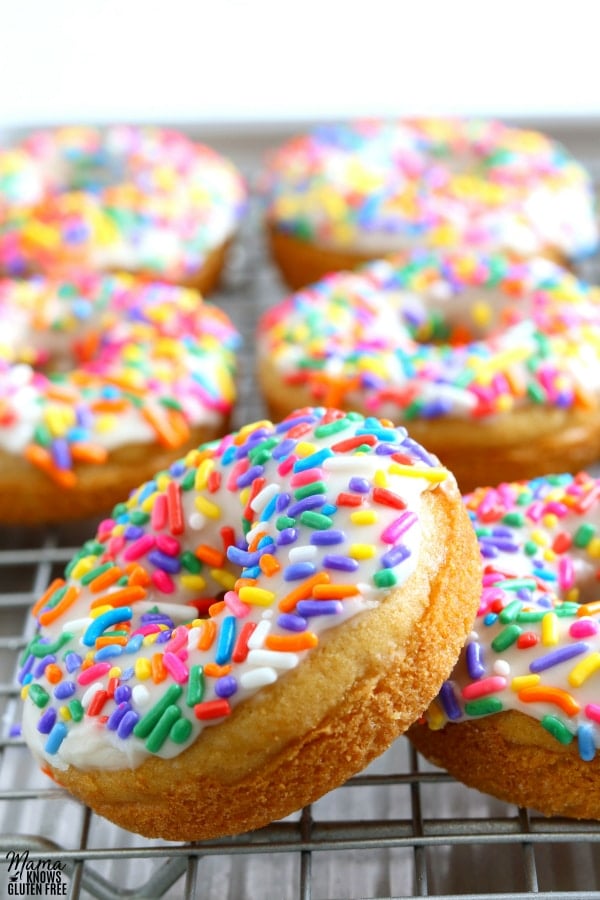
[288,544,317,563]
[247,619,271,650]
[188,512,206,530]
[247,649,299,670]
[493,659,511,677]
[250,482,279,513]
[132,684,151,707]
[240,667,278,689]
[81,683,104,708]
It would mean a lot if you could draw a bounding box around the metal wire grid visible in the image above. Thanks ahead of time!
[1,186,600,900]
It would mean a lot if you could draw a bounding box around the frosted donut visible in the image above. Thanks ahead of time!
[0,126,247,292]
[409,471,600,819]
[0,273,239,524]
[262,118,598,289]
[19,406,481,841]
[257,251,600,493]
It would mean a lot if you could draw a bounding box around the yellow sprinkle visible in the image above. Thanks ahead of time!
[388,463,448,483]
[511,674,541,691]
[141,491,160,514]
[350,510,378,525]
[70,556,96,580]
[542,548,557,562]
[566,587,581,603]
[426,699,446,731]
[155,473,171,492]
[135,657,152,679]
[349,543,376,559]
[180,574,207,592]
[530,528,550,547]
[568,652,600,688]
[210,568,237,590]
[373,470,388,488]
[20,685,29,700]
[238,586,276,606]
[59,706,72,721]
[542,611,559,646]
[542,513,558,529]
[108,666,122,679]
[143,633,160,646]
[194,459,215,490]
[471,301,493,329]
[95,414,118,434]
[294,441,317,458]
[89,604,113,619]
[194,495,221,519]
[587,537,600,559]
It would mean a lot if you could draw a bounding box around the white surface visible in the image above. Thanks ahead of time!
[2,0,600,128]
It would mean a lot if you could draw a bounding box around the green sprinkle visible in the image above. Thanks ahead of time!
[294,481,327,501]
[186,665,205,706]
[516,609,547,623]
[128,510,150,526]
[28,684,50,708]
[276,515,296,531]
[373,569,397,588]
[299,511,334,530]
[498,600,523,624]
[464,697,503,716]
[170,716,193,745]
[524,540,538,556]
[145,705,182,753]
[314,417,351,437]
[502,511,525,526]
[68,699,84,722]
[574,523,596,548]
[541,714,574,745]
[181,468,196,491]
[80,562,114,586]
[133,685,183,739]
[501,578,537,591]
[181,551,202,574]
[491,624,522,652]
[25,632,74,661]
[527,382,547,404]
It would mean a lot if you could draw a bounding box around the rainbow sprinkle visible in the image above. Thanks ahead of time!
[0,272,240,485]
[425,471,600,761]
[19,407,449,768]
[258,251,600,421]
[263,118,598,260]
[0,126,247,281]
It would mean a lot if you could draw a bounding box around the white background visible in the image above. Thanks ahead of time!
[2,0,600,129]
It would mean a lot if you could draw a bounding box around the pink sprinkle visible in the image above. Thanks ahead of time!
[97,518,116,539]
[462,676,507,700]
[227,458,249,490]
[77,662,112,685]
[130,624,163,637]
[106,535,126,557]
[558,556,575,592]
[162,652,189,684]
[123,534,156,561]
[165,625,189,653]
[224,590,251,618]
[152,569,175,593]
[585,703,600,724]
[381,511,417,545]
[277,455,295,476]
[526,501,544,523]
[289,467,324,487]
[570,618,599,639]
[151,493,167,530]
[479,586,506,614]
[156,534,181,556]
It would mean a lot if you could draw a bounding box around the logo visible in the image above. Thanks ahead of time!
[6,850,68,896]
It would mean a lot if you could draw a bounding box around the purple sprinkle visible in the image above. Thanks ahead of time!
[287,495,326,517]
[155,630,173,644]
[215,675,238,698]
[32,655,56,678]
[310,530,346,546]
[140,612,175,627]
[277,613,309,632]
[17,655,34,685]
[53,681,77,700]
[480,544,499,559]
[277,528,299,546]
[284,562,317,581]
[381,544,410,568]
[236,465,265,488]
[466,642,486,679]
[64,652,83,674]
[107,702,132,731]
[439,681,462,720]
[529,642,589,673]
[348,477,370,493]
[114,684,132,704]
[124,525,145,540]
[323,555,359,572]
[296,599,343,617]
[51,438,71,470]
[227,546,260,567]
[275,492,291,511]
[276,414,317,433]
[375,443,399,455]
[37,707,57,734]
[272,437,296,459]
[147,550,182,574]
[117,710,139,739]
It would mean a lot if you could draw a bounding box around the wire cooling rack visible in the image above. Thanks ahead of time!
[2,159,600,900]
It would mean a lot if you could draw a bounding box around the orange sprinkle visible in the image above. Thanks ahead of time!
[248,530,268,553]
[197,619,217,651]
[278,572,330,613]
[95,635,129,648]
[195,544,225,567]
[24,444,77,488]
[234,577,258,592]
[126,564,152,587]
[151,653,167,683]
[89,566,123,593]
[518,685,580,716]
[70,442,109,464]
[38,585,80,626]
[266,632,319,652]
[89,584,147,610]
[142,405,185,449]
[312,584,360,599]
[31,578,66,618]
[259,554,281,576]
[44,384,79,403]
[208,600,226,617]
[44,663,63,684]
[577,601,600,618]
[204,662,232,678]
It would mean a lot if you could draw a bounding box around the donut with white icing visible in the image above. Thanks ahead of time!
[0,126,247,292]
[0,272,239,523]
[257,251,600,492]
[19,407,481,840]
[410,471,600,819]
[262,118,598,289]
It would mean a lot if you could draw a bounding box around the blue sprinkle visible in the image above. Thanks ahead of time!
[125,635,143,653]
[578,723,596,762]
[292,448,334,472]
[94,644,124,661]
[45,721,68,754]
[215,616,236,665]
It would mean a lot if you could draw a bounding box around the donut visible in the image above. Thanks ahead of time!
[0,272,239,524]
[18,406,481,841]
[409,471,600,820]
[262,118,598,289]
[257,251,600,493]
[0,125,247,292]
